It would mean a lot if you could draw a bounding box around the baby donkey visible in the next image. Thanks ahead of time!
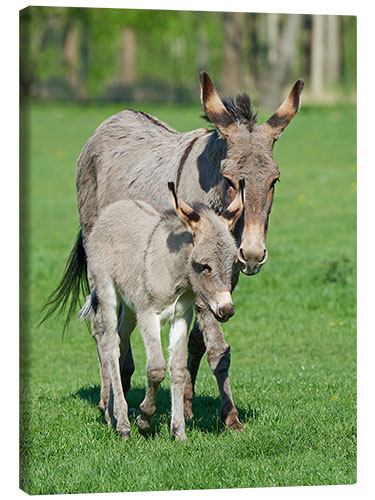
[78,181,244,441]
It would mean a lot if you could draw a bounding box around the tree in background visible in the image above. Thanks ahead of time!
[326,15,340,88]
[310,15,342,101]
[311,14,325,100]
[122,28,136,86]
[221,12,245,94]
[261,13,302,109]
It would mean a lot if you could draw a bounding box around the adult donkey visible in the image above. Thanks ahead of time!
[47,72,303,430]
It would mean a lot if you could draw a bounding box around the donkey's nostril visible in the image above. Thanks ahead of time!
[239,246,266,264]
[259,249,267,263]
[227,303,235,318]
[218,303,235,320]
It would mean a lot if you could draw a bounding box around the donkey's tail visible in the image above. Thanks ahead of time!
[40,229,90,332]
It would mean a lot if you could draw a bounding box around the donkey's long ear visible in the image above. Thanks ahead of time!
[200,72,240,138]
[168,182,201,233]
[220,179,245,230]
[264,79,304,139]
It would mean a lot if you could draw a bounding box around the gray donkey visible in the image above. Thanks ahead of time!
[44,72,303,429]
[77,181,244,440]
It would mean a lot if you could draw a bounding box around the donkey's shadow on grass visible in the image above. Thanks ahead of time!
[73,384,256,437]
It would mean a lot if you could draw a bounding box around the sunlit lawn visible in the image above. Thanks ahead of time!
[20,100,356,494]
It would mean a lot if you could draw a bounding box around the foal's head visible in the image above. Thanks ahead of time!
[200,72,304,276]
[168,181,244,322]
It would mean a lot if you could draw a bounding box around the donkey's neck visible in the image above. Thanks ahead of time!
[203,130,227,164]
[201,131,228,214]
[179,129,228,215]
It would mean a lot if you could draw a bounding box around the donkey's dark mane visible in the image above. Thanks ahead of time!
[202,92,258,132]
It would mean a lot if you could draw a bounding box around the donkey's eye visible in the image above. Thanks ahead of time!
[200,263,212,273]
[225,177,236,190]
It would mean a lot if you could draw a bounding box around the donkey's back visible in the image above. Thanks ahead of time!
[77,109,211,238]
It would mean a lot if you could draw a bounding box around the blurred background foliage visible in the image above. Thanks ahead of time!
[20,7,356,108]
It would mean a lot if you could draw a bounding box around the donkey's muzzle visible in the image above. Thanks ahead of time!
[239,248,268,276]
[239,222,268,275]
[216,303,235,323]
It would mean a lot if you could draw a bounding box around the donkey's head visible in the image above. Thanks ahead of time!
[168,181,244,322]
[200,72,304,276]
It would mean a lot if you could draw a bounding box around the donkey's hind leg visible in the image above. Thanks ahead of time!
[93,326,111,411]
[136,312,166,434]
[118,302,137,399]
[95,284,131,439]
[86,269,112,412]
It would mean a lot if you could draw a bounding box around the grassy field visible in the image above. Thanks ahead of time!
[20,100,356,494]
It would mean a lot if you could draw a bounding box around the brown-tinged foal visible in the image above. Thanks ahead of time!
[77,182,244,440]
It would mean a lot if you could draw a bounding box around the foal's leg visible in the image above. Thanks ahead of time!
[95,286,131,439]
[184,301,242,430]
[169,308,192,441]
[93,326,111,411]
[136,312,166,434]
[118,303,137,399]
[87,268,111,411]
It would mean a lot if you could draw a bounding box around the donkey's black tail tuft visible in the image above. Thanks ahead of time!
[40,229,90,332]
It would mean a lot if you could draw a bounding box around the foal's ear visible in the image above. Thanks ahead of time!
[264,79,304,139]
[220,178,245,230]
[200,71,240,138]
[168,182,201,233]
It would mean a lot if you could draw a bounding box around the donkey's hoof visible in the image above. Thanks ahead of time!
[136,414,152,434]
[225,413,243,431]
[183,400,193,420]
[98,400,106,411]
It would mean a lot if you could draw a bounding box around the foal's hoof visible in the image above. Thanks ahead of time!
[224,413,243,431]
[171,425,186,442]
[183,400,193,420]
[136,414,152,434]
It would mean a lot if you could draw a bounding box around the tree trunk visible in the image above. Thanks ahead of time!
[248,13,260,90]
[262,14,301,109]
[311,15,325,99]
[267,13,279,67]
[64,21,80,91]
[197,21,208,73]
[221,12,245,93]
[122,27,136,85]
[326,15,340,86]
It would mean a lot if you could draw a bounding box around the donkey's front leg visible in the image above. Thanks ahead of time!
[169,309,192,441]
[136,312,166,434]
[194,301,242,430]
[183,321,206,420]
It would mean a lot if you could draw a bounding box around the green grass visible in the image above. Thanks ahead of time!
[20,100,356,494]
